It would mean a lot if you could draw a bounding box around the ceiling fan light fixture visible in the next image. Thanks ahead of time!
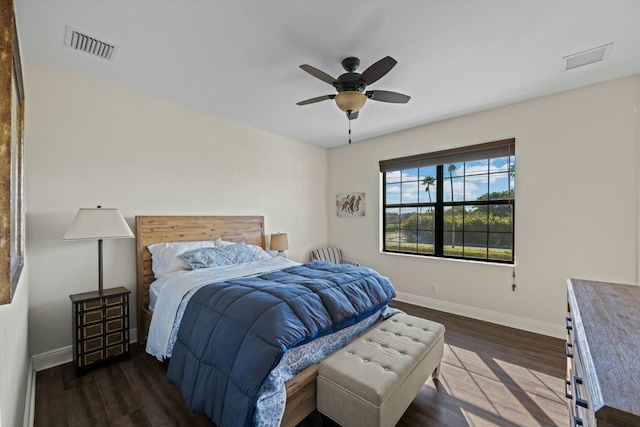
[335,91,366,113]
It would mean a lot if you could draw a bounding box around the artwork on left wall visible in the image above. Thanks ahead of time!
[336,192,365,217]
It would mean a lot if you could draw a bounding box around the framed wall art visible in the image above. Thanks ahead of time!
[336,192,365,217]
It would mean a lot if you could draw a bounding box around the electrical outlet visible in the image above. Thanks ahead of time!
[432,283,439,293]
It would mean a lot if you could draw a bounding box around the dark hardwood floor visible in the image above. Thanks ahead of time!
[35,302,568,426]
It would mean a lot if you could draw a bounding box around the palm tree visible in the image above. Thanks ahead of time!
[448,164,457,248]
[421,175,435,203]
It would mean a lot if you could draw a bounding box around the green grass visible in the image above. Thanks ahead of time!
[385,241,512,261]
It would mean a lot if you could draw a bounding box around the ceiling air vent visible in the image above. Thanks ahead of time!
[562,43,613,71]
[64,26,119,61]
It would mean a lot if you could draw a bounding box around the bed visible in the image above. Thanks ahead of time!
[135,215,396,426]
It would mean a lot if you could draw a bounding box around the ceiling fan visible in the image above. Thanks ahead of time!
[296,56,411,121]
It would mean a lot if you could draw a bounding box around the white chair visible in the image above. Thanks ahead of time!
[310,247,359,267]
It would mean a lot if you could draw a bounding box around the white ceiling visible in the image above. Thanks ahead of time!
[14,0,640,149]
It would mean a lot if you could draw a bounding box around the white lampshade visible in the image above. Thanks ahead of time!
[270,233,289,252]
[63,208,134,240]
[64,207,133,293]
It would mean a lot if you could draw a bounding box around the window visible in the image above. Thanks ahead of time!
[380,139,515,263]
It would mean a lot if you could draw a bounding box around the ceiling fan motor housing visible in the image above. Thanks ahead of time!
[333,57,367,93]
[334,73,367,93]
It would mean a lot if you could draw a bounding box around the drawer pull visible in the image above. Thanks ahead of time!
[573,375,589,409]
[566,315,573,330]
[572,415,583,426]
[565,342,573,358]
[565,379,572,399]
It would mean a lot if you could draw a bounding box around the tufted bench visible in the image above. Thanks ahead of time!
[317,313,445,427]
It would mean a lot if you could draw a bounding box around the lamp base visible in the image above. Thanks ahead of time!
[277,251,287,258]
[98,239,104,293]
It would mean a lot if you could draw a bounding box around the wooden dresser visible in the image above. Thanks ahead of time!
[70,286,130,375]
[566,279,640,426]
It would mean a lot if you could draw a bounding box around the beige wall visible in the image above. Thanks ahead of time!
[0,269,30,427]
[328,75,640,337]
[24,61,328,356]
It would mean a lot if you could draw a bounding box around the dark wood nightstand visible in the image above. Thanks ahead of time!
[70,286,130,376]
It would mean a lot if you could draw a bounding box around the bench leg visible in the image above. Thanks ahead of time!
[431,362,441,380]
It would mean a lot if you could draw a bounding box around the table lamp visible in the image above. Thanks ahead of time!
[63,206,134,293]
[270,233,289,257]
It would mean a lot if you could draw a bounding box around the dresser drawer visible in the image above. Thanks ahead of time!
[106,318,125,334]
[81,308,103,324]
[106,331,124,346]
[83,336,103,353]
[105,294,125,306]
[82,322,103,339]
[84,350,104,366]
[570,347,594,426]
[105,304,125,320]
[80,298,102,311]
[107,343,126,358]
[566,313,596,427]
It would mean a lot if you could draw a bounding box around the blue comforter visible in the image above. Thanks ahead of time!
[166,261,396,427]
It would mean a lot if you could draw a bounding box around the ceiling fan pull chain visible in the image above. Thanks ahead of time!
[348,112,352,144]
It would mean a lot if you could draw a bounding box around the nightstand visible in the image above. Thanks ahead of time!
[70,286,130,375]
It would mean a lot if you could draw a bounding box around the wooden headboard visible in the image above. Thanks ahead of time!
[135,215,265,343]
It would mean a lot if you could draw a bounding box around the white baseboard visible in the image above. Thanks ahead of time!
[32,328,138,372]
[33,345,72,372]
[394,291,566,339]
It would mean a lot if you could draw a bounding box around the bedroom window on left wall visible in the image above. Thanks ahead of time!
[1,2,25,304]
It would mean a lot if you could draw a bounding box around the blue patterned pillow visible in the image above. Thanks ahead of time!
[180,242,260,269]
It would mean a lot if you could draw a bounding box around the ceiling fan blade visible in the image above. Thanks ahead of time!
[360,56,397,85]
[296,94,335,106]
[347,110,359,120]
[365,90,411,104]
[300,64,337,85]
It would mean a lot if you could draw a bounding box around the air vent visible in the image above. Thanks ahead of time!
[64,26,119,61]
[562,43,613,71]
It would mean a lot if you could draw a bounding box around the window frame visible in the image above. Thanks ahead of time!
[380,139,515,264]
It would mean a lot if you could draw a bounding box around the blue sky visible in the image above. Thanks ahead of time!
[385,156,515,205]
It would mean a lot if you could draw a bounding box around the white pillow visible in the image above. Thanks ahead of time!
[219,240,271,260]
[247,243,272,260]
[147,239,221,278]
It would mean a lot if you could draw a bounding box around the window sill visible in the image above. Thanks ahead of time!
[380,250,515,267]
